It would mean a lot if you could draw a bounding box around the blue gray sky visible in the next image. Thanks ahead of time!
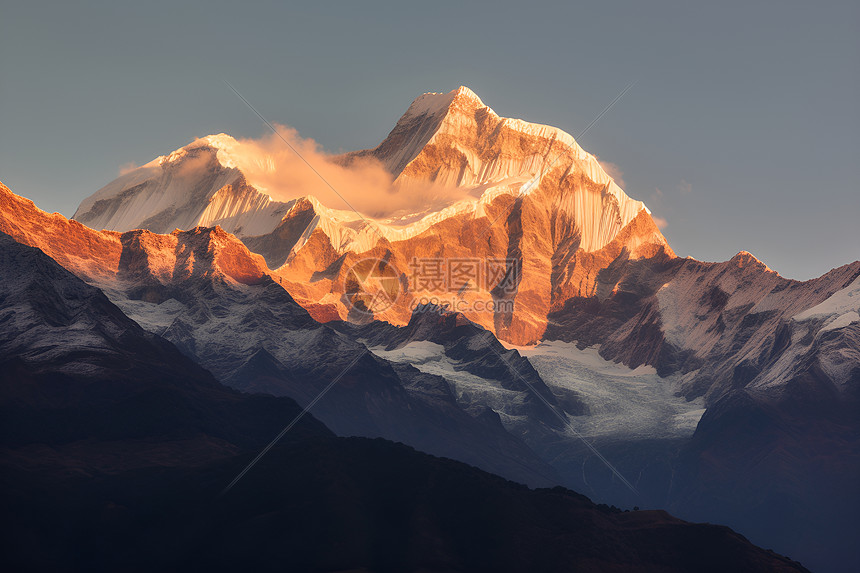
[1,0,857,279]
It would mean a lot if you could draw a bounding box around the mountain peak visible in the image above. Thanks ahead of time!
[401,86,488,122]
[452,85,482,100]
[731,250,775,273]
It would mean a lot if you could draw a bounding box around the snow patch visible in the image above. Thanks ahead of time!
[793,276,860,323]
[372,339,705,440]
[517,341,705,439]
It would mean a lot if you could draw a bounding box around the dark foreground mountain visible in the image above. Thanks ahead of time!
[0,232,808,572]
[3,437,810,573]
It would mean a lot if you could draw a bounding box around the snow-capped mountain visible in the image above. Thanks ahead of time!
[73,135,289,237]
[344,86,652,253]
[3,86,859,572]
[75,87,657,254]
[74,86,671,344]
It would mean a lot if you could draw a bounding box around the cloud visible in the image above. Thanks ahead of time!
[595,157,627,190]
[193,127,472,220]
[646,187,668,228]
[678,179,692,195]
[119,161,139,176]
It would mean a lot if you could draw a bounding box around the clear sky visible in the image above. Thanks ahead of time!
[1,0,857,280]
